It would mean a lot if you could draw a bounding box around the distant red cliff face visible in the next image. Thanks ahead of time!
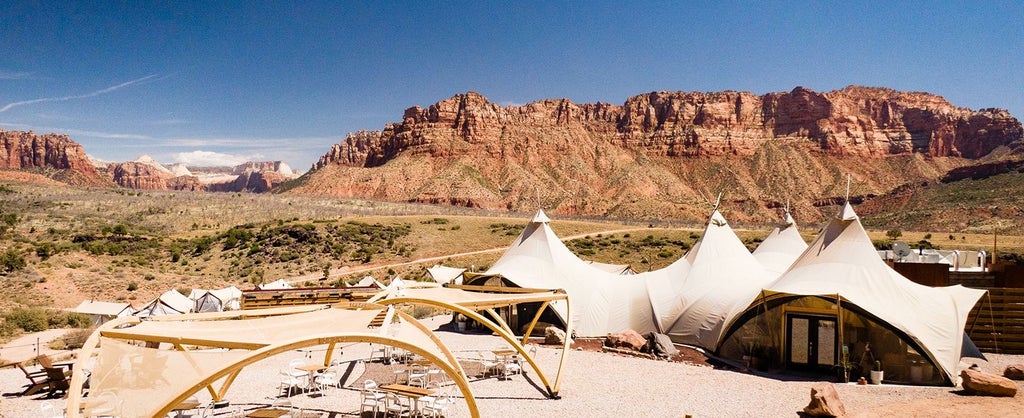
[0,129,110,186]
[298,86,1022,223]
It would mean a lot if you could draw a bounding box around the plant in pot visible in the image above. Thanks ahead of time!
[870,360,884,384]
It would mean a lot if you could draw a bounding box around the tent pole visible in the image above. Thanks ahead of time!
[836,294,844,367]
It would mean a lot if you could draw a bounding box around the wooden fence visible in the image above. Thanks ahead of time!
[967,287,1024,354]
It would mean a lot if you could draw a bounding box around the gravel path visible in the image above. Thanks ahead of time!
[1,316,1022,417]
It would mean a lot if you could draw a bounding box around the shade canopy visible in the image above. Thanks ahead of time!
[67,303,479,418]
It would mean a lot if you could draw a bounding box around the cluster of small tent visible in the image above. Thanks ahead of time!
[436,205,984,385]
[73,286,243,324]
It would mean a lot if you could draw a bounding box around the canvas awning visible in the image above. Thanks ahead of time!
[66,303,480,417]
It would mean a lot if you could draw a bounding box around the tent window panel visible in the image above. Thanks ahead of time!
[842,310,941,385]
[816,320,836,366]
[790,318,809,364]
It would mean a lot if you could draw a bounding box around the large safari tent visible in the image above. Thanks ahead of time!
[719,203,985,384]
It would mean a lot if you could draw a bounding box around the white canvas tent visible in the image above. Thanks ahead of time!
[258,278,293,290]
[723,202,985,384]
[465,209,656,337]
[585,261,636,275]
[354,275,385,288]
[427,265,466,285]
[752,211,808,279]
[189,286,243,312]
[133,290,194,317]
[71,300,133,326]
[639,209,773,348]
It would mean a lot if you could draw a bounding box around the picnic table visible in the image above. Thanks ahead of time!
[380,383,436,412]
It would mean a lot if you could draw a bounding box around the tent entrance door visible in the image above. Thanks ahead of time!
[786,313,837,371]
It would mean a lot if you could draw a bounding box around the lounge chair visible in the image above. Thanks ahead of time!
[44,367,71,397]
[18,364,52,396]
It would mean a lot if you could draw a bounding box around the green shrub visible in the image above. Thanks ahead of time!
[127,281,139,291]
[0,249,26,273]
[5,307,49,332]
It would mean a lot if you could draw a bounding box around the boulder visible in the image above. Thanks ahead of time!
[802,383,847,417]
[961,368,1017,397]
[544,326,567,345]
[605,330,646,351]
[648,332,679,357]
[1003,364,1024,381]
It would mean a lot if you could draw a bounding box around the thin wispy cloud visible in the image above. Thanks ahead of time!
[173,150,265,167]
[0,74,161,113]
[0,71,32,80]
[162,135,339,149]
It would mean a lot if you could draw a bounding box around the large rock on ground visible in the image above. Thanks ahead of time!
[961,368,1018,397]
[544,326,567,345]
[605,330,647,351]
[802,382,847,417]
[1003,364,1024,380]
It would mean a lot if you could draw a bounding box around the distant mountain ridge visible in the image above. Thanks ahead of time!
[0,129,298,192]
[293,86,1022,223]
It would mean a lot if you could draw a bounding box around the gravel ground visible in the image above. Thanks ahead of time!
[2,315,1022,417]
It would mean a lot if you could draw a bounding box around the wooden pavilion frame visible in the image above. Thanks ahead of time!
[371,282,573,398]
[66,303,480,417]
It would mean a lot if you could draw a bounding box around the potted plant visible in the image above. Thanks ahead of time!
[870,360,884,384]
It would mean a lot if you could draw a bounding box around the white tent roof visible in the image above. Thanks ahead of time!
[639,209,773,348]
[258,278,293,290]
[72,300,133,317]
[354,275,385,288]
[763,202,985,383]
[752,211,808,279]
[480,209,655,336]
[585,261,636,275]
[134,290,194,317]
[427,265,466,285]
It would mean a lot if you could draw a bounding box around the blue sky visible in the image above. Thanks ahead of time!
[1,2,1021,171]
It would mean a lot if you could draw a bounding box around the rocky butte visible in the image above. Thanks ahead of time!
[0,129,111,186]
[293,86,1022,223]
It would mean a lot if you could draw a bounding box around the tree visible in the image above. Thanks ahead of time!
[885,229,902,241]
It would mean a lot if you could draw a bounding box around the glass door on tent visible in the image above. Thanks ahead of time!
[785,313,838,371]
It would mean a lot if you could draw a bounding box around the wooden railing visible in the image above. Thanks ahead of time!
[241,286,380,310]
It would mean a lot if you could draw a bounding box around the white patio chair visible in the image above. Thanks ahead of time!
[407,364,428,388]
[279,369,303,397]
[384,392,411,417]
[478,352,500,377]
[421,393,455,418]
[314,362,340,392]
[360,387,386,417]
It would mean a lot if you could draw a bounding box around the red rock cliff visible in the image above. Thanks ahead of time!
[314,86,1020,172]
[0,129,108,186]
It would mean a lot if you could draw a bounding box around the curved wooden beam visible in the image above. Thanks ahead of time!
[378,295,569,398]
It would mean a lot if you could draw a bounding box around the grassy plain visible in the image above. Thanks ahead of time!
[0,179,1020,321]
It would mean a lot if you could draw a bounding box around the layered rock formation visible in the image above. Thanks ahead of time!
[0,129,109,186]
[108,155,203,191]
[297,86,1022,222]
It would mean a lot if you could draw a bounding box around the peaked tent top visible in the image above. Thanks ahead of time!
[531,209,550,223]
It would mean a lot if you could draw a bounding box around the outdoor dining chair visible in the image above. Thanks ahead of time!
[421,393,456,418]
[360,381,386,417]
[384,391,411,417]
[279,369,304,397]
[314,362,340,392]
